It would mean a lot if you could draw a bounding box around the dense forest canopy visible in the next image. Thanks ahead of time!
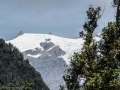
[0,38,49,90]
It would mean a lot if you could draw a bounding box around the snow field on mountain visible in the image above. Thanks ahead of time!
[7,33,84,64]
[6,33,101,90]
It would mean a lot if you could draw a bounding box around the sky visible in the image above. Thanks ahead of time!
[0,0,115,40]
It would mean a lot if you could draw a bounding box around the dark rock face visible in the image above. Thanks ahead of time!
[22,41,67,90]
[16,31,24,37]
[48,45,65,57]
[39,45,65,59]
[45,38,51,42]
[40,42,54,50]
[23,48,41,55]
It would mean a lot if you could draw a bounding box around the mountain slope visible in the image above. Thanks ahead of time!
[6,32,101,90]
[0,38,49,90]
[7,33,84,64]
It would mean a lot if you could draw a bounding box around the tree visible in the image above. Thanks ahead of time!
[113,0,120,24]
[22,81,32,90]
[62,1,120,90]
[98,0,120,89]
[59,85,65,90]
[0,38,50,90]
[62,5,102,90]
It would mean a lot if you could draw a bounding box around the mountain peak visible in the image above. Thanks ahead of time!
[16,31,24,37]
[6,32,101,90]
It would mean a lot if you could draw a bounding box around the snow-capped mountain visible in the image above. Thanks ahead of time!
[6,32,101,90]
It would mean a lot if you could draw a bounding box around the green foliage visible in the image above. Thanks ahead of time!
[62,1,120,90]
[59,85,65,90]
[22,81,32,90]
[97,22,120,90]
[62,6,101,90]
[0,38,49,90]
[113,0,120,24]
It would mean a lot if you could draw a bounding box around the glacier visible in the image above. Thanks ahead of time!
[6,32,101,90]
